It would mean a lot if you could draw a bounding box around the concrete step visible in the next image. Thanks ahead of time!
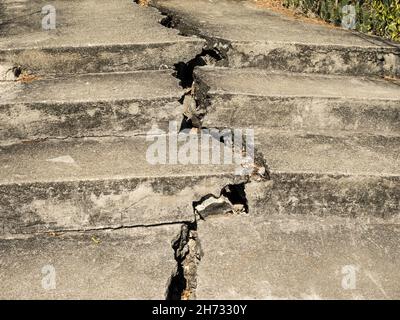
[150,0,400,77]
[0,135,249,235]
[0,0,205,76]
[0,70,184,145]
[0,225,179,299]
[255,129,400,217]
[196,215,400,299]
[196,67,400,134]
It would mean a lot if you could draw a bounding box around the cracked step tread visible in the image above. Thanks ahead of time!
[195,67,400,100]
[0,135,239,184]
[0,225,180,299]
[255,129,400,176]
[0,0,205,75]
[0,70,184,104]
[0,71,188,146]
[197,67,400,133]
[254,130,400,216]
[196,214,400,299]
[151,0,399,48]
[0,0,202,49]
[0,136,246,234]
[151,0,399,76]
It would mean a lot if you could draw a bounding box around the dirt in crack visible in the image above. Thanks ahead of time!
[151,2,203,38]
[174,48,222,132]
[135,0,227,131]
[166,222,202,300]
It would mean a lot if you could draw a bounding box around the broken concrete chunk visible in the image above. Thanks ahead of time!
[195,195,234,217]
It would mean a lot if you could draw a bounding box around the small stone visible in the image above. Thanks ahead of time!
[233,203,245,213]
[258,166,266,176]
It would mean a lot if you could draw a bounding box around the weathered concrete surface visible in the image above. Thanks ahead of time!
[257,130,400,176]
[267,172,400,218]
[0,225,180,299]
[150,0,400,76]
[0,0,205,76]
[0,70,184,145]
[0,0,398,301]
[254,130,400,217]
[197,215,400,299]
[196,67,400,133]
[0,135,251,235]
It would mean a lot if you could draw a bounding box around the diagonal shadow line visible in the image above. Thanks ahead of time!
[349,29,400,50]
[0,10,42,26]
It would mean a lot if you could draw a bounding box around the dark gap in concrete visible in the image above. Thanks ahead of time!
[135,0,228,133]
[174,49,223,89]
[11,66,22,78]
[166,221,200,300]
[194,182,249,220]
[159,13,191,36]
[147,0,232,64]
[175,49,222,132]
[165,264,186,300]
[152,2,201,38]
[2,65,22,81]
[179,115,192,132]
[222,183,249,213]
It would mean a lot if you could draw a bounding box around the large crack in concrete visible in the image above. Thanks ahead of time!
[165,221,202,300]
[135,0,232,64]
[137,0,272,300]
[166,53,270,300]
[157,0,232,61]
[164,182,248,300]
